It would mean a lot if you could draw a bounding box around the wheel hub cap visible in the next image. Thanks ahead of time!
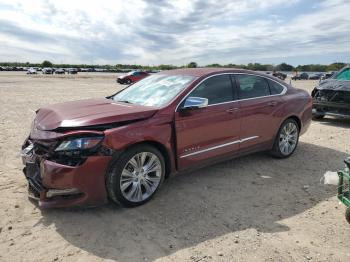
[120,152,162,203]
[279,122,298,156]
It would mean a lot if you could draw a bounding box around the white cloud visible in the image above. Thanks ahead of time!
[0,0,349,65]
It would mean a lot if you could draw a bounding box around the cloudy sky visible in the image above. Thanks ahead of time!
[0,0,349,66]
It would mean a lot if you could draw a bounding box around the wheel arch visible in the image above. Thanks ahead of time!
[286,115,301,131]
[272,115,302,147]
[112,140,172,179]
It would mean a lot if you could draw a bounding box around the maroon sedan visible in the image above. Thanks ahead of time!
[116,71,149,84]
[21,68,312,208]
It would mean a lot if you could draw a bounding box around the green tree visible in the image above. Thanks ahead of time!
[205,63,222,67]
[275,63,294,71]
[42,60,53,67]
[326,63,347,71]
[187,62,197,68]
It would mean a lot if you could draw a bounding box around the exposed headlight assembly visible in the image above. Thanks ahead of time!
[55,136,103,152]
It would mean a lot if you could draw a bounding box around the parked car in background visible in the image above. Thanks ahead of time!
[321,71,337,80]
[272,71,287,80]
[21,68,312,208]
[309,73,323,80]
[42,68,54,74]
[55,68,65,74]
[292,72,309,80]
[117,71,150,84]
[312,66,350,119]
[67,68,78,74]
[26,68,37,74]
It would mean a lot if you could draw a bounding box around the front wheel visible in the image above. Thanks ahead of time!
[271,118,300,158]
[312,109,325,120]
[106,145,165,207]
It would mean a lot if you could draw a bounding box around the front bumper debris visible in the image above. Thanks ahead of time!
[21,140,112,208]
[313,101,350,117]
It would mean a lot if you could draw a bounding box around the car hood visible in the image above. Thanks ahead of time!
[317,79,350,92]
[34,98,158,131]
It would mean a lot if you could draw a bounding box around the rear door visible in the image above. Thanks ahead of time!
[175,74,241,170]
[234,74,284,151]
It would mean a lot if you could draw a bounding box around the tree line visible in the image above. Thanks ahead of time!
[0,60,347,72]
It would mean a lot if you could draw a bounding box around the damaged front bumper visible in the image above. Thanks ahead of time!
[312,88,350,118]
[313,101,350,118]
[21,140,112,208]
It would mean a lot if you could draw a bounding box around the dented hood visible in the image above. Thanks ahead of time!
[317,79,350,92]
[35,98,158,131]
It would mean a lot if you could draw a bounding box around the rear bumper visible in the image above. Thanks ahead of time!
[22,152,112,208]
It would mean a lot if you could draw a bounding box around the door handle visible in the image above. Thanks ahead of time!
[226,108,239,113]
[267,101,277,107]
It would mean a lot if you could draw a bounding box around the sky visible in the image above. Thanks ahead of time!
[0,0,349,66]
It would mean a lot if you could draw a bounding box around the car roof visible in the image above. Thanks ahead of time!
[159,67,266,77]
[159,67,289,87]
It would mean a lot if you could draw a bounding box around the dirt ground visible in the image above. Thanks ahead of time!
[0,72,349,262]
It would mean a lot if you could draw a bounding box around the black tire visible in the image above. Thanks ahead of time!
[106,145,165,207]
[312,111,325,120]
[270,118,300,158]
[346,208,350,224]
[125,78,132,84]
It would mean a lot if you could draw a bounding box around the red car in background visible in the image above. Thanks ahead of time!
[21,68,312,208]
[117,71,150,84]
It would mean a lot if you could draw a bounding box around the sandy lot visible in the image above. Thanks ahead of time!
[0,72,349,262]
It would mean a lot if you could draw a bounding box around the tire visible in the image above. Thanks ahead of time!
[106,145,165,207]
[346,208,350,224]
[125,78,132,84]
[270,118,300,158]
[312,110,325,120]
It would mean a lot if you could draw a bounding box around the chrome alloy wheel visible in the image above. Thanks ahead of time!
[279,122,298,156]
[120,152,162,203]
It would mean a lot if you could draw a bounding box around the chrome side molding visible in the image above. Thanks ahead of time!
[180,136,259,158]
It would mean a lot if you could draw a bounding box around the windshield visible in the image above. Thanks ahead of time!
[334,68,350,80]
[113,74,195,107]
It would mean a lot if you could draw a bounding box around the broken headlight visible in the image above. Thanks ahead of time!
[55,137,103,152]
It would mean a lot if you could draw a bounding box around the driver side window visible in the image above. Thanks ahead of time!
[189,74,234,105]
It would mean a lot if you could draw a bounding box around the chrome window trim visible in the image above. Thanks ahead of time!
[180,136,259,158]
[175,72,287,112]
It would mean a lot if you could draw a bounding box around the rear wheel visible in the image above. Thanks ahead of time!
[271,118,299,158]
[106,145,165,207]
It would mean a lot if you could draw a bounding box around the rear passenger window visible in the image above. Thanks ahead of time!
[189,74,234,105]
[267,79,284,95]
[236,75,270,99]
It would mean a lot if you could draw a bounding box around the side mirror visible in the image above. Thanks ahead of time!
[181,97,208,110]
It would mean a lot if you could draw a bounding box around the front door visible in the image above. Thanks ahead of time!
[175,74,240,170]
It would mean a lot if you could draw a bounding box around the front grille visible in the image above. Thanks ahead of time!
[25,162,44,198]
[315,90,350,104]
[28,181,41,199]
[32,141,57,156]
